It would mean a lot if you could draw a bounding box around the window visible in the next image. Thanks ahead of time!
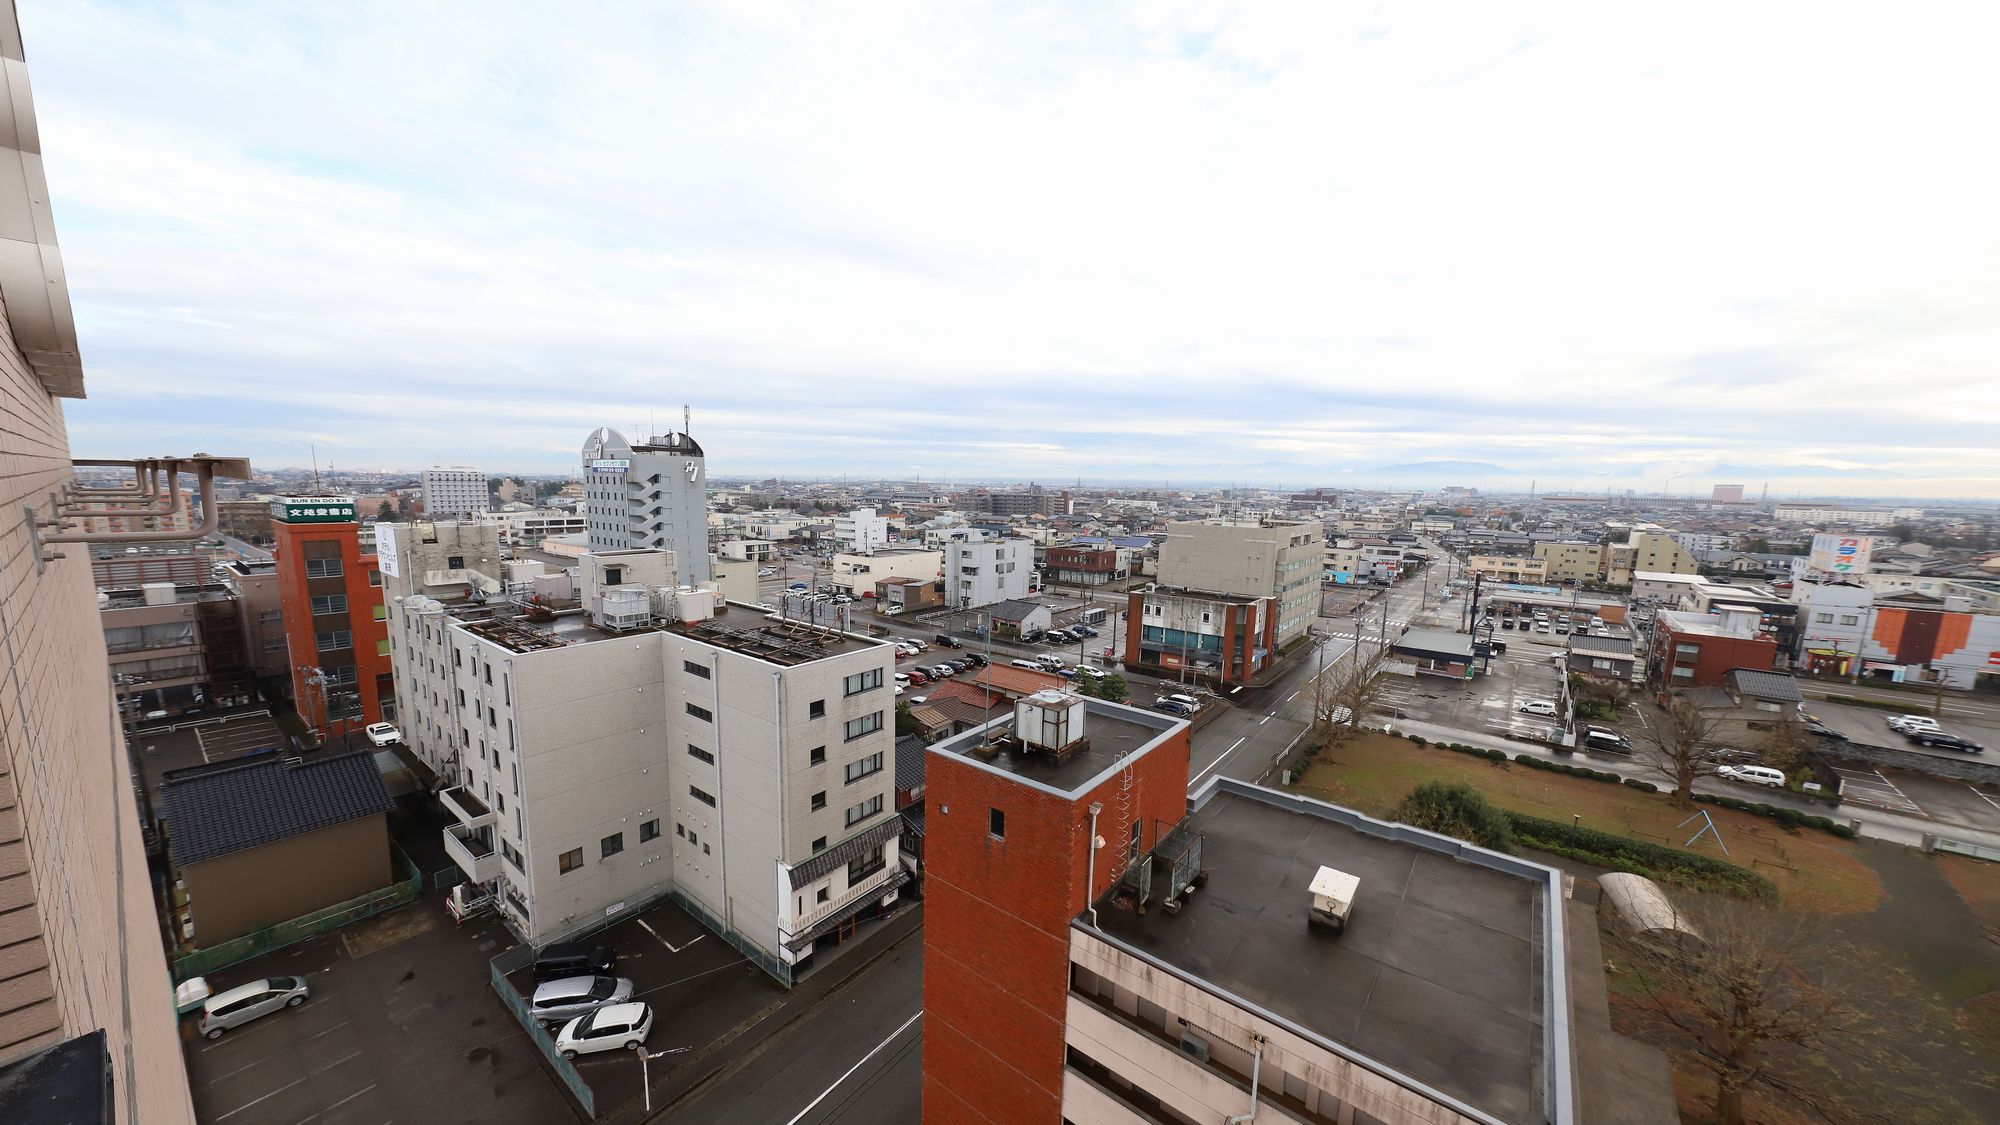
[848,849,886,884]
[368,568,382,587]
[817,887,830,904]
[811,791,827,811]
[641,819,660,842]
[371,603,387,621]
[675,823,685,838]
[687,744,715,765]
[684,660,710,679]
[989,807,1005,838]
[689,785,716,807]
[501,841,523,871]
[484,665,492,684]
[447,555,465,570]
[812,836,827,853]
[843,669,883,696]
[315,629,351,652]
[558,848,583,874]
[845,794,884,827]
[1839,614,1860,626]
[601,832,624,859]
[304,558,343,578]
[843,712,883,742]
[809,699,826,719]
[844,752,884,784]
[376,638,391,657]
[1813,612,1833,624]
[310,594,348,616]
[686,703,713,722]
[809,746,826,766]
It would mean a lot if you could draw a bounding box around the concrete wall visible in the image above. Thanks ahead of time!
[830,549,940,595]
[180,816,391,944]
[944,536,1031,608]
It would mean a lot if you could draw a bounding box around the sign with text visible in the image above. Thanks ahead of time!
[1807,534,1872,575]
[271,496,356,524]
[589,459,631,474]
[375,522,401,578]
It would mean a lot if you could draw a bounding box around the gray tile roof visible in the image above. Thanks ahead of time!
[788,817,901,889]
[1724,668,1803,703]
[895,735,926,794]
[989,598,1046,622]
[163,751,394,866]
[1566,634,1634,656]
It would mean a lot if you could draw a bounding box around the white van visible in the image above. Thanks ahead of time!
[1161,693,1200,711]
[1010,659,1044,671]
[1718,764,1786,788]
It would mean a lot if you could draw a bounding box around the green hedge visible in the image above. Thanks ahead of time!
[1506,813,1778,900]
[1694,792,1858,838]
[1822,693,1920,715]
[1514,753,1624,783]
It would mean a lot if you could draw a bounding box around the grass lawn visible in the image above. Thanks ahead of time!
[1294,733,1883,914]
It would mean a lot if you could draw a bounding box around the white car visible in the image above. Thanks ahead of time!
[197,976,310,1039]
[1517,700,1558,717]
[757,567,777,577]
[1329,706,1353,724]
[1717,764,1786,788]
[364,722,402,747]
[555,1001,653,1059]
[1887,714,1943,735]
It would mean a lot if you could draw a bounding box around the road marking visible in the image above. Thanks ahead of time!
[1258,715,1271,725]
[1286,691,1298,702]
[1967,786,2000,815]
[1191,738,1248,787]
[215,1052,361,1121]
[783,1009,923,1125]
[298,1083,379,1122]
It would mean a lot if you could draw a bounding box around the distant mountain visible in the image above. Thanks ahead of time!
[1371,460,1512,476]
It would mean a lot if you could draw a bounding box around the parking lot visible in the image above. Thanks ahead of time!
[1370,625,1575,746]
[1801,697,1994,762]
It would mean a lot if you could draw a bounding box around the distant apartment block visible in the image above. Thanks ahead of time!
[580,426,710,584]
[1159,518,1322,647]
[1710,484,1745,504]
[271,497,392,736]
[1463,554,1548,584]
[420,466,487,518]
[1771,503,1916,527]
[217,497,275,543]
[830,547,939,598]
[944,531,1032,609]
[833,507,890,554]
[950,485,1072,517]
[1533,532,1697,587]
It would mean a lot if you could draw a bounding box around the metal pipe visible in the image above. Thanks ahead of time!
[1225,1036,1265,1125]
[66,460,183,515]
[66,459,161,500]
[1085,802,1103,927]
[44,460,216,543]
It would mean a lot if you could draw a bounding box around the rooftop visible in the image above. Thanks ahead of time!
[1089,785,1560,1124]
[162,751,394,866]
[1393,626,1476,657]
[466,601,886,663]
[1725,668,1803,703]
[930,698,1185,797]
[1565,634,1634,656]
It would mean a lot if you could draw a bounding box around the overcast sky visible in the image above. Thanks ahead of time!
[26,2,2000,497]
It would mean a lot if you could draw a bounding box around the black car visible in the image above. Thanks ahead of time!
[1909,731,1984,753]
[1073,625,1099,638]
[934,634,963,649]
[533,942,618,982]
[1803,720,1848,742]
[964,653,988,667]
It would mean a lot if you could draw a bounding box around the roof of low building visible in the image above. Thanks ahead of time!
[967,664,1068,697]
[1391,626,1475,658]
[163,751,394,866]
[1725,668,1803,703]
[988,598,1048,622]
[895,735,927,792]
[1566,634,1635,657]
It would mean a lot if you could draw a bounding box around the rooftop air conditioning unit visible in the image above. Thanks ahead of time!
[1308,865,1359,936]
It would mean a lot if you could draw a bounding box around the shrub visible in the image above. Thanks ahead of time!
[1395,781,1513,853]
[1621,777,1658,793]
[1408,735,1429,747]
[1693,793,1857,838]
[1507,813,1777,900]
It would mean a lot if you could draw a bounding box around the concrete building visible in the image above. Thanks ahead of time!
[988,597,1054,640]
[1390,626,1477,679]
[1124,587,1273,685]
[1602,532,1698,587]
[830,547,940,598]
[1565,633,1640,684]
[420,466,487,519]
[832,507,890,554]
[0,10,203,1111]
[923,703,1609,1125]
[1711,484,1745,504]
[1532,541,1601,585]
[1463,554,1548,584]
[382,537,904,984]
[217,498,275,544]
[223,558,288,683]
[1159,518,1322,648]
[1794,580,2000,688]
[580,426,710,584]
[271,497,392,736]
[1772,504,1907,527]
[1648,607,1780,690]
[100,580,258,717]
[1043,544,1124,587]
[950,486,1072,517]
[876,576,942,616]
[1672,531,1737,556]
[944,531,1032,609]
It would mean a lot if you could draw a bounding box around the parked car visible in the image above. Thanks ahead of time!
[1909,731,1984,753]
[1888,714,1944,735]
[1517,700,1559,717]
[1581,728,1632,755]
[1803,719,1848,742]
[1501,619,1516,629]
[757,567,777,577]
[934,634,962,648]
[964,653,988,668]
[1329,706,1353,724]
[364,722,402,747]
[1718,764,1786,788]
[554,1002,654,1059]
[907,639,928,652]
[893,672,911,687]
[947,659,970,673]
[198,976,310,1039]
[1153,699,1194,716]
[1073,625,1099,638]
[530,975,635,1029]
[907,670,929,685]
[1160,693,1200,711]
[788,582,808,591]
[533,942,618,982]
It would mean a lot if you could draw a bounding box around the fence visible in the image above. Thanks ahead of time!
[169,846,423,982]
[431,866,466,893]
[1924,834,2000,864]
[490,944,597,1117]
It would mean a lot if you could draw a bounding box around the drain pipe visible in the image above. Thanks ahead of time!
[1225,1035,1266,1125]
[1085,802,1104,927]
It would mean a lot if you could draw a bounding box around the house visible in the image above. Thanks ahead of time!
[1649,608,1779,690]
[987,598,1053,639]
[895,734,927,868]
[162,752,395,945]
[1565,634,1639,684]
[1390,627,1477,679]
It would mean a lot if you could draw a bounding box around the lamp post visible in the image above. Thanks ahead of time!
[633,1045,692,1112]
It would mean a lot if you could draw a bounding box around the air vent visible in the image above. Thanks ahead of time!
[1178,1030,1210,1063]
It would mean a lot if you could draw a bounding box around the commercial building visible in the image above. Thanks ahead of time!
[1794,580,2000,688]
[271,497,393,738]
[420,466,487,518]
[1043,544,1124,586]
[944,531,1032,609]
[1648,607,1780,689]
[1390,626,1478,679]
[580,426,710,584]
[1159,518,1322,647]
[950,485,1072,517]
[1711,484,1745,504]
[0,10,204,1111]
[833,507,891,554]
[100,579,258,718]
[876,575,942,616]
[381,533,904,983]
[217,497,275,544]
[1565,633,1640,684]
[1463,554,1547,583]
[923,700,1601,1125]
[830,546,940,598]
[1533,541,1601,585]
[1601,532,1698,587]
[1124,587,1273,685]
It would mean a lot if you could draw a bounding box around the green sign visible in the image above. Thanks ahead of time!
[272,496,357,523]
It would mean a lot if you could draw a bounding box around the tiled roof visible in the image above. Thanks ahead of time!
[968,665,1067,697]
[788,817,901,889]
[906,704,955,730]
[919,697,1000,728]
[989,598,1046,622]
[1724,668,1803,703]
[163,751,394,866]
[1566,634,1634,656]
[895,735,926,792]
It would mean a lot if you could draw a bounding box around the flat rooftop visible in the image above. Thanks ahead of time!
[930,700,1184,796]
[469,601,887,663]
[1091,787,1554,1124]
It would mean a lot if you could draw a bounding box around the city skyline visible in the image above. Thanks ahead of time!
[25,2,2000,497]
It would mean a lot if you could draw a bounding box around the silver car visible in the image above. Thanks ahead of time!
[530,975,635,1028]
[197,976,310,1039]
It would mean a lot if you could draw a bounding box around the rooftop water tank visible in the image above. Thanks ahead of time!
[1015,689,1085,752]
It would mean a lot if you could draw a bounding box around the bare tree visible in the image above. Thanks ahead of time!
[1761,709,1809,775]
[1311,640,1388,750]
[1609,896,1957,1125]
[1638,694,1720,808]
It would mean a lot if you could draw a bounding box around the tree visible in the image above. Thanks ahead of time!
[1392,781,1511,852]
[1609,895,1951,1125]
[375,500,394,523]
[1761,710,1809,775]
[894,700,919,737]
[1639,695,1721,808]
[1071,674,1101,698]
[1311,641,1387,750]
[1098,673,1130,703]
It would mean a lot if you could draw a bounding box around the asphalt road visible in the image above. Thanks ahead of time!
[658,917,922,1125]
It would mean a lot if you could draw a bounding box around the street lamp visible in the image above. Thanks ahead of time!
[633,1045,692,1112]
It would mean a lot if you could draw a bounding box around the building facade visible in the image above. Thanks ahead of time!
[1648,608,1780,689]
[580,426,710,584]
[944,532,1032,609]
[100,580,257,718]
[420,467,487,519]
[271,497,392,737]
[1463,554,1548,584]
[833,507,890,554]
[830,547,940,598]
[1532,541,1601,584]
[1043,545,1123,586]
[1158,519,1322,647]
[1123,588,1273,685]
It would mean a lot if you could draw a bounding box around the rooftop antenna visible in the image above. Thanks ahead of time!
[311,445,322,492]
[684,404,691,436]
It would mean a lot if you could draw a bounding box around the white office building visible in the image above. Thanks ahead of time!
[381,530,902,983]
[580,426,710,584]
[832,507,891,555]
[421,467,487,519]
[944,531,1032,609]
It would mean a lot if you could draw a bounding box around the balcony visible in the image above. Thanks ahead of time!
[438,785,497,829]
[444,824,499,883]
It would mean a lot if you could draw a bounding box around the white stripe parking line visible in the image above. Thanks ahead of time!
[216,1051,361,1121]
[783,1010,923,1125]
[295,1083,379,1124]
[1967,787,2000,815]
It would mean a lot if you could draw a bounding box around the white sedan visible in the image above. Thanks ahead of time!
[1517,700,1559,717]
[555,1002,653,1059]
[364,722,403,747]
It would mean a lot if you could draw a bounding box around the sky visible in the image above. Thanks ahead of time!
[24,2,2000,498]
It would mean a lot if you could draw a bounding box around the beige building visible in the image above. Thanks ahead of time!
[829,546,940,597]
[1533,540,1602,584]
[1602,532,1697,587]
[1159,519,1323,646]
[0,7,199,1115]
[1463,554,1547,583]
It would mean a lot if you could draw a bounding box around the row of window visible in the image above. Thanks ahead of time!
[555,819,666,873]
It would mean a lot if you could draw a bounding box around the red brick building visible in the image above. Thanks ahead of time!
[1649,606,1778,690]
[922,694,1191,1124]
[270,497,391,740]
[1122,587,1274,686]
[1043,545,1122,586]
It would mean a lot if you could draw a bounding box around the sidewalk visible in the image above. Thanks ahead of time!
[1379,717,2000,851]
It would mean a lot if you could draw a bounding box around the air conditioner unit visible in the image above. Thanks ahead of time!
[1178,1030,1211,1063]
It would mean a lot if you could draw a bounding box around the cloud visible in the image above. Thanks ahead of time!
[18,1,2000,497]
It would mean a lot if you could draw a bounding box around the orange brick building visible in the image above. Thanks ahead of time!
[270,497,391,740]
[922,693,1191,1124]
